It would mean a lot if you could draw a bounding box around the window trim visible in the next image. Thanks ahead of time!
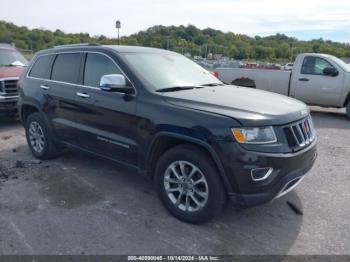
[50,52,83,84]
[300,56,336,76]
[82,52,122,88]
[26,51,137,96]
[28,54,55,79]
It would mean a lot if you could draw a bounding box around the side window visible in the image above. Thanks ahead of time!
[29,55,54,79]
[301,56,334,75]
[51,53,81,84]
[84,53,122,87]
[314,58,334,74]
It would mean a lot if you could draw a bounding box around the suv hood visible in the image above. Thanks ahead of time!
[162,85,309,126]
[0,66,25,78]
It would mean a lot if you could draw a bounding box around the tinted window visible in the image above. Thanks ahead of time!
[51,53,81,83]
[29,55,54,79]
[301,57,334,75]
[84,53,122,87]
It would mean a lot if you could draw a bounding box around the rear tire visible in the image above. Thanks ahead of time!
[346,101,350,120]
[155,144,227,223]
[25,113,60,160]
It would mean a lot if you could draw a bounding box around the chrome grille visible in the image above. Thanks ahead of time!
[283,116,316,151]
[3,79,18,94]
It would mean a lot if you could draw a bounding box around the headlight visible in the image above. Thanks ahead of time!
[231,126,277,144]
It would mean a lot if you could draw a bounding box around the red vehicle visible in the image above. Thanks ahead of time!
[0,43,28,118]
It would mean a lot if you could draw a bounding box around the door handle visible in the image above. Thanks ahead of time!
[76,92,90,98]
[298,78,310,82]
[40,85,50,90]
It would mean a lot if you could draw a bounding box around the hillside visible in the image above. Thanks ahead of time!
[1,21,349,61]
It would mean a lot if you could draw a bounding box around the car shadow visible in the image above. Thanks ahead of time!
[0,117,21,131]
[311,110,349,130]
[41,151,304,255]
[212,191,303,255]
[0,127,303,255]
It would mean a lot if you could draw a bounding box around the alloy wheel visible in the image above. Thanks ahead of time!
[28,121,45,153]
[164,160,209,212]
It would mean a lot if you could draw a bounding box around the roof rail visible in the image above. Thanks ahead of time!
[53,43,100,49]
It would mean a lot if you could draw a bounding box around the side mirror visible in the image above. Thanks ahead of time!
[100,74,133,94]
[323,67,338,77]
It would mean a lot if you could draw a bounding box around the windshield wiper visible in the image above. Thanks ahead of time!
[156,84,224,92]
[199,83,225,87]
[0,61,26,67]
[0,64,19,67]
[156,86,196,93]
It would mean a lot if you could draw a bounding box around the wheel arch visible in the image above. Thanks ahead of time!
[20,102,40,125]
[146,132,233,193]
[343,91,350,107]
[20,103,55,135]
[231,77,256,88]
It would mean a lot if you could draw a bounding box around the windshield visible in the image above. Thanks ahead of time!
[121,52,223,91]
[329,55,350,72]
[0,49,28,67]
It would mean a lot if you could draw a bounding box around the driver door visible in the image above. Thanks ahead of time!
[292,56,343,106]
[74,52,138,166]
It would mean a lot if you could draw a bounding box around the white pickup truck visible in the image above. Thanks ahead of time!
[216,53,350,119]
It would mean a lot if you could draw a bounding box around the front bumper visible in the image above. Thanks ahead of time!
[0,96,19,115]
[215,139,317,207]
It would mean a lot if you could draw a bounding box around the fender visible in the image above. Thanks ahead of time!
[146,131,234,193]
[19,101,54,131]
[18,101,40,123]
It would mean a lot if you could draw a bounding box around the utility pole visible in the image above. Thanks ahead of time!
[28,39,34,54]
[29,40,33,51]
[116,20,121,45]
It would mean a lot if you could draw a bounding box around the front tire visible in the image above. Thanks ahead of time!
[155,144,227,223]
[346,101,350,120]
[25,113,60,160]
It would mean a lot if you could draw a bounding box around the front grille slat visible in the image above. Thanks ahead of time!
[283,116,316,151]
[300,122,310,145]
[295,124,306,146]
[306,122,311,138]
[302,122,310,142]
[290,126,301,146]
[0,79,19,95]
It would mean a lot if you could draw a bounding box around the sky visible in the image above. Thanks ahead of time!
[2,0,350,43]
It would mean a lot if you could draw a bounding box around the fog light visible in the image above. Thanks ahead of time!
[251,167,273,181]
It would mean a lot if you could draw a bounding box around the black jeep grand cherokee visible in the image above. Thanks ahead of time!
[18,44,317,223]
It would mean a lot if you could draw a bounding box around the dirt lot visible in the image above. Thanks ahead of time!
[0,107,349,255]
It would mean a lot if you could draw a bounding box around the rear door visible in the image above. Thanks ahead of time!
[47,53,83,144]
[26,53,81,145]
[74,52,138,166]
[291,56,343,106]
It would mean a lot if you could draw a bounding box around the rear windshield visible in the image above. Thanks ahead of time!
[0,49,28,67]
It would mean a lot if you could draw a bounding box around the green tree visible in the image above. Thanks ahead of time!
[0,20,349,62]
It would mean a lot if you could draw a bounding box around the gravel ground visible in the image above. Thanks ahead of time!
[0,107,349,255]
